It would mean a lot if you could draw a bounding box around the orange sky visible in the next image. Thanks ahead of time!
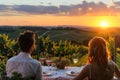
[0,15,119,28]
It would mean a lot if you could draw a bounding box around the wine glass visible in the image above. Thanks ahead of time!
[73,59,78,64]
[46,60,53,70]
[51,62,56,70]
[40,58,46,65]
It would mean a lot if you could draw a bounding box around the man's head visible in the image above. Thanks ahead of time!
[18,30,35,53]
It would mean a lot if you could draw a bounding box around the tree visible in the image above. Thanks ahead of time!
[0,34,15,58]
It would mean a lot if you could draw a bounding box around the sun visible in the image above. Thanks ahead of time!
[99,20,109,28]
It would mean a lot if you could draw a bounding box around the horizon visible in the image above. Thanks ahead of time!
[0,16,119,28]
[0,24,120,29]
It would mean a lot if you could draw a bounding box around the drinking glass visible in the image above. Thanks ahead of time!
[73,59,78,64]
[51,62,56,70]
[46,60,53,70]
[40,58,46,65]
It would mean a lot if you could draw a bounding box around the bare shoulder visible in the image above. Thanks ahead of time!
[108,60,116,66]
[108,60,118,69]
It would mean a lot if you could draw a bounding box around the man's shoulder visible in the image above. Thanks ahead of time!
[29,58,41,65]
[7,56,18,62]
[30,58,39,63]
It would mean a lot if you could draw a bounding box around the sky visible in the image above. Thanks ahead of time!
[0,0,120,28]
[0,0,120,5]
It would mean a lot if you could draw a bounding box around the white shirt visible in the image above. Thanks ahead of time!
[6,52,42,80]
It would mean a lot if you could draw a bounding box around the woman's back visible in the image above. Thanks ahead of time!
[72,61,116,80]
[89,61,114,80]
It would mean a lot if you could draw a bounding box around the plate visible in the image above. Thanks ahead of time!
[42,72,54,76]
[66,71,78,76]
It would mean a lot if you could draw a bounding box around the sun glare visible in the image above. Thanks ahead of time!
[99,20,109,28]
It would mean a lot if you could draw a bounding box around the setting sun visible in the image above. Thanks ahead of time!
[92,16,118,28]
[99,20,109,28]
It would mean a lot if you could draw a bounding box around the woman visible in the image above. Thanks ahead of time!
[72,36,120,80]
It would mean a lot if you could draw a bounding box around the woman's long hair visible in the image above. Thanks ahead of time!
[88,36,110,67]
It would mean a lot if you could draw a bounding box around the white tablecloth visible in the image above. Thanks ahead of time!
[42,66,119,80]
[42,66,83,80]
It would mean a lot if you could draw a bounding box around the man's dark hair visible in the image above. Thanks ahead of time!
[18,30,35,52]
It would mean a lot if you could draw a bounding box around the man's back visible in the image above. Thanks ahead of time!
[6,52,42,80]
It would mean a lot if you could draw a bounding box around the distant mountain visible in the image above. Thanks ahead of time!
[0,26,120,45]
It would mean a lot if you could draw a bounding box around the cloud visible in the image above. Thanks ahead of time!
[40,2,44,4]
[9,5,59,15]
[0,5,9,11]
[11,5,83,15]
[0,1,120,16]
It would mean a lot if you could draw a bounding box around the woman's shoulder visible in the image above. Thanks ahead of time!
[108,60,116,65]
[83,64,90,68]
[82,64,91,71]
[108,60,117,67]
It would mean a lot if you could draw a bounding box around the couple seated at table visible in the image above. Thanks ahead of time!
[6,30,120,80]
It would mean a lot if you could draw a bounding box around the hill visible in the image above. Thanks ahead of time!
[0,26,120,45]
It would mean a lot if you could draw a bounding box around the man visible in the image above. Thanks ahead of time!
[6,30,42,80]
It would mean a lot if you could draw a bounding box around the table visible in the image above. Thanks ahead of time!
[42,66,83,80]
[42,66,119,80]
